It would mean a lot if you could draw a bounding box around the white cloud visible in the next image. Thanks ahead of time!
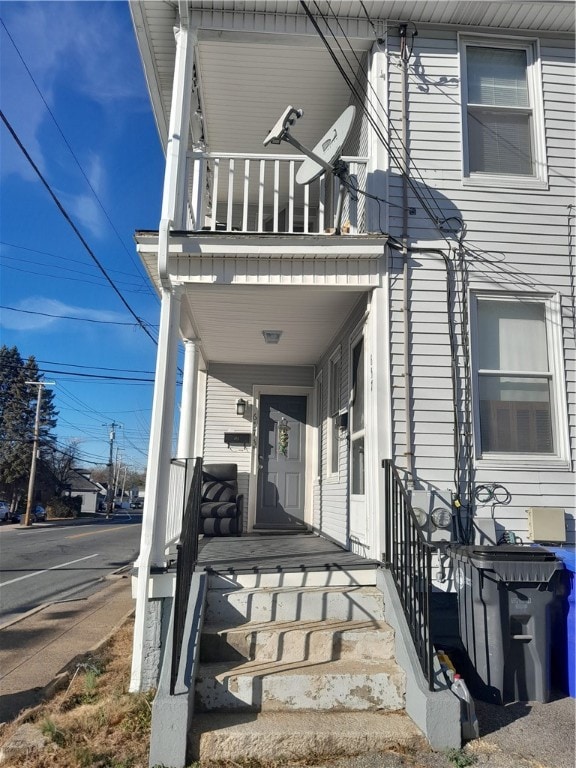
[0,1,148,189]
[61,188,105,238]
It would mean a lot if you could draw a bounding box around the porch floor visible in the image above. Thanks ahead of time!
[197,533,379,574]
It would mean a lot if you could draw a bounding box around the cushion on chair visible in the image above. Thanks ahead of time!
[200,463,242,536]
[200,501,238,519]
[202,516,241,536]
[201,480,236,503]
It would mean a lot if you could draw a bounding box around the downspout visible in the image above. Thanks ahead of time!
[399,24,414,487]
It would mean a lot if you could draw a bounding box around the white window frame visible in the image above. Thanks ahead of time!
[470,292,570,469]
[459,34,547,189]
[327,346,342,480]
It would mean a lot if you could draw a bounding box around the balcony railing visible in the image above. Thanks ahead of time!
[185,151,369,235]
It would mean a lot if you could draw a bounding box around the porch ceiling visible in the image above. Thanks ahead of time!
[196,39,366,157]
[131,1,575,152]
[181,284,366,365]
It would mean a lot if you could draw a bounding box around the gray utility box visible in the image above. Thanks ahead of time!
[449,544,563,705]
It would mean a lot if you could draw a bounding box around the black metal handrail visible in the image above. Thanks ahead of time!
[170,456,202,694]
[383,460,435,690]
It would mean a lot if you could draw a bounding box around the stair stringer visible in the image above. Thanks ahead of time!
[148,571,208,768]
[377,568,461,749]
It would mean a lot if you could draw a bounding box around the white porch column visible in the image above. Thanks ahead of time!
[130,10,195,694]
[130,285,181,692]
[177,338,199,459]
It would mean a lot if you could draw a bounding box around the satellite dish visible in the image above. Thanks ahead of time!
[296,105,355,185]
[263,104,356,234]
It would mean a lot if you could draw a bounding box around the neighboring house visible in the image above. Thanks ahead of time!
[128,1,575,762]
[65,469,102,515]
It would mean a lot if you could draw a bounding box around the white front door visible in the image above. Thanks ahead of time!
[349,328,366,546]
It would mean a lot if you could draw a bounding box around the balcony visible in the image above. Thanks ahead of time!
[185,151,369,235]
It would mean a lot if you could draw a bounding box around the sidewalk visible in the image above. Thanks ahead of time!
[0,573,134,724]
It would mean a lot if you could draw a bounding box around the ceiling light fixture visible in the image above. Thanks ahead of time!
[262,330,283,344]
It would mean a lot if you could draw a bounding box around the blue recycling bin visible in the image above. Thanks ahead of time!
[544,546,575,698]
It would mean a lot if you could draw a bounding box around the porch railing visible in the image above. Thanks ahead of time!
[185,151,368,235]
[170,456,202,694]
[383,460,435,690]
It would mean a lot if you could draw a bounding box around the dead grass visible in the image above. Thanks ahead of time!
[0,618,154,768]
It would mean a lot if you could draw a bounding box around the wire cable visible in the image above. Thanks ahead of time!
[0,304,152,327]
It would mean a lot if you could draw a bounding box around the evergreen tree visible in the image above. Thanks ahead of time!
[0,345,57,507]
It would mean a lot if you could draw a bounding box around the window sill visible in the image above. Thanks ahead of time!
[462,174,548,191]
[475,454,571,471]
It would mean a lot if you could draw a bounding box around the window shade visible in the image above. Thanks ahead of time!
[468,110,533,175]
[467,47,529,107]
[478,300,548,372]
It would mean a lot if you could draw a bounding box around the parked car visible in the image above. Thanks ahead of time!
[130,500,143,509]
[0,501,10,522]
[32,505,46,522]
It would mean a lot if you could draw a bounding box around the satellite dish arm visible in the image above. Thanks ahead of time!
[281,133,334,175]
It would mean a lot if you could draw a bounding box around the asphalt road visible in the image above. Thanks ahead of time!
[0,515,141,624]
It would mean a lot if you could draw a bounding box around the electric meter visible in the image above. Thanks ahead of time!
[431,506,452,529]
[412,507,428,527]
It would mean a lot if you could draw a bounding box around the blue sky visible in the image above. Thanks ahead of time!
[0,0,170,471]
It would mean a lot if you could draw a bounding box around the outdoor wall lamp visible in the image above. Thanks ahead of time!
[236,398,247,417]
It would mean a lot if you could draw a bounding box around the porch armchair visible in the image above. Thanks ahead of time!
[200,463,243,536]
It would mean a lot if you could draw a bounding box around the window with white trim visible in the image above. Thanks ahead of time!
[460,37,545,184]
[472,295,566,461]
[327,349,341,477]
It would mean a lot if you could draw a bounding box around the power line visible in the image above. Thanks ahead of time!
[1,304,152,327]
[37,360,157,375]
[0,108,159,347]
[39,368,156,382]
[1,254,154,294]
[0,240,152,279]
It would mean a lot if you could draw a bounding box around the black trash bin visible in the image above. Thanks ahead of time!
[449,544,563,704]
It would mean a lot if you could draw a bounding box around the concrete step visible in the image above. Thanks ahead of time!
[199,619,396,664]
[207,567,378,590]
[195,657,405,712]
[205,585,386,625]
[189,710,425,763]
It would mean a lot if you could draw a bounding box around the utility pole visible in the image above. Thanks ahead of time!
[22,381,54,527]
[105,422,118,519]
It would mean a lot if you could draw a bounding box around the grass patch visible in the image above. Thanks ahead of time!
[446,748,478,767]
[0,618,153,768]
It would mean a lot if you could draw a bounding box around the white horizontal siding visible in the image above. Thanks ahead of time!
[382,26,575,543]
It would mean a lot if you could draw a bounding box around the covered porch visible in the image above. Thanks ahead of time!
[197,532,380,574]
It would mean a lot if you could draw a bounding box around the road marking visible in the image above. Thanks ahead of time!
[0,554,100,587]
[66,527,121,540]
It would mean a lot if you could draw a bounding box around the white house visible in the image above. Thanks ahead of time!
[128,2,575,764]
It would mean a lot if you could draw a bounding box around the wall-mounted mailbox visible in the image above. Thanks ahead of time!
[224,432,251,447]
[335,412,348,430]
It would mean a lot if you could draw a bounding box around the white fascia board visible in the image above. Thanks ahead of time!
[135,233,388,257]
[129,1,169,148]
